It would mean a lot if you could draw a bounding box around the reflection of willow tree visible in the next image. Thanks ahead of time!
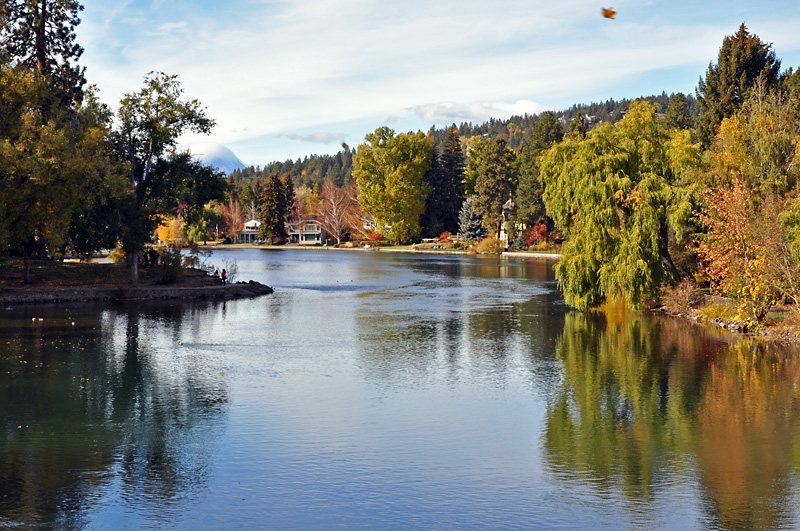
[545,306,800,529]
[0,303,228,527]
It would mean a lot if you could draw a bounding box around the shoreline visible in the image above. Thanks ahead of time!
[212,243,563,260]
[0,281,273,307]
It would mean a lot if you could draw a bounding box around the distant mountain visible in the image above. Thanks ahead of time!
[188,142,246,175]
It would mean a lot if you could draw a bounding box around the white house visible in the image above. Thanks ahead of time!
[236,219,261,244]
[287,216,326,245]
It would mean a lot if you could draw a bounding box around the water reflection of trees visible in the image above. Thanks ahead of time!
[544,305,800,529]
[353,257,566,389]
[0,301,229,528]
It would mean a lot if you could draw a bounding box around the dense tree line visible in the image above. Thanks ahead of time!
[4,5,799,326]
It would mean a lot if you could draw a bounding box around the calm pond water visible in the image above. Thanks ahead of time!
[2,248,800,530]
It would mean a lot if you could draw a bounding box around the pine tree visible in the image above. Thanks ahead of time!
[664,93,694,130]
[516,112,563,228]
[696,23,781,147]
[471,138,517,238]
[438,126,465,232]
[459,197,485,242]
[258,173,288,244]
[0,0,87,104]
[420,145,445,237]
[281,173,295,220]
[567,113,588,138]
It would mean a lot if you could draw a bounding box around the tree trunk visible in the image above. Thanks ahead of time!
[660,223,679,283]
[35,0,47,74]
[128,251,139,286]
[23,247,31,284]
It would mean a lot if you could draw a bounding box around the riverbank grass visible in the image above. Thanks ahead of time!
[0,258,161,288]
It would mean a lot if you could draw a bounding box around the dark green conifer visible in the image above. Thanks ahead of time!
[459,196,485,242]
[258,173,288,243]
[696,23,781,147]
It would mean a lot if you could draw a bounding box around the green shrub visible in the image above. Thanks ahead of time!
[159,247,185,284]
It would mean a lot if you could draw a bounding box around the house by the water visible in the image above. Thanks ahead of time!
[235,219,261,244]
[287,216,326,245]
[235,217,326,245]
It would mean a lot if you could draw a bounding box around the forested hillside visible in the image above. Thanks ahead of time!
[231,92,700,189]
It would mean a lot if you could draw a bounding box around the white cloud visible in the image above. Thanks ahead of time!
[151,21,189,37]
[77,0,800,164]
[411,100,552,125]
[282,132,348,145]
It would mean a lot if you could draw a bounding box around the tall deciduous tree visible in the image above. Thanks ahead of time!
[111,72,221,284]
[318,180,360,245]
[352,126,432,244]
[0,0,86,104]
[696,24,781,147]
[0,64,110,281]
[540,100,700,310]
[702,85,800,200]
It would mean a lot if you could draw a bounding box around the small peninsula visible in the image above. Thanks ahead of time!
[0,260,273,307]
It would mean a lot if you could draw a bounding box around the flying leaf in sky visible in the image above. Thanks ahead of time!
[602,7,617,19]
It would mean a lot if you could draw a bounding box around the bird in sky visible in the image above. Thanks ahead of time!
[602,7,617,19]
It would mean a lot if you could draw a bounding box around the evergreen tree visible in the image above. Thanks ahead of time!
[516,112,563,228]
[470,137,517,238]
[227,174,238,201]
[696,23,781,147]
[438,126,466,233]
[0,0,86,105]
[281,173,295,221]
[458,196,485,241]
[252,178,264,210]
[420,127,465,237]
[420,143,445,237]
[258,172,288,243]
[664,93,694,130]
[567,113,588,138]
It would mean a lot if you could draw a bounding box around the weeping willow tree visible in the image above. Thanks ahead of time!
[539,101,701,310]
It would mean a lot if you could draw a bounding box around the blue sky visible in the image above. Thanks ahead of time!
[77,0,800,166]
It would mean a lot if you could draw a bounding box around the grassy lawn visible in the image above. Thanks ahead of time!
[0,258,161,289]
